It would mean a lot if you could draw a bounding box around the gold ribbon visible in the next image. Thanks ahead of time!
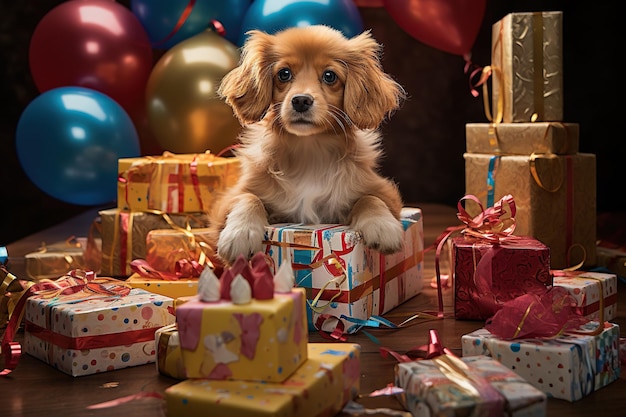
[529,152,563,193]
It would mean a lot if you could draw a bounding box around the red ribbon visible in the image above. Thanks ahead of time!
[25,322,160,350]
[380,329,454,363]
[130,258,204,281]
[154,0,196,47]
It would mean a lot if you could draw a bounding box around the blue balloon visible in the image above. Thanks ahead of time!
[16,87,141,206]
[131,0,252,48]
[237,0,364,45]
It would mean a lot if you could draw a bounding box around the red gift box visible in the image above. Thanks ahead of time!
[452,235,552,320]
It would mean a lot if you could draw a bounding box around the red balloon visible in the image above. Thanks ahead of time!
[383,0,486,57]
[29,0,153,112]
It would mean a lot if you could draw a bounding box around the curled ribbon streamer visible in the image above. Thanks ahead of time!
[529,152,563,193]
[380,329,454,363]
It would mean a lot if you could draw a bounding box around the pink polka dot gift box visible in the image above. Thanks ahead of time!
[23,285,175,377]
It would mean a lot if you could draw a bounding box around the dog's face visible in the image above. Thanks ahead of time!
[218,25,405,136]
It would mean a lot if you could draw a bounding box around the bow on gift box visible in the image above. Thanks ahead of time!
[0,268,131,376]
[428,194,517,318]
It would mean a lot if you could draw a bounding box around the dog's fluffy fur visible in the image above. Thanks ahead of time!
[208,25,406,265]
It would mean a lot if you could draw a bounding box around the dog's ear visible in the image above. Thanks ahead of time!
[218,30,274,124]
[343,31,406,130]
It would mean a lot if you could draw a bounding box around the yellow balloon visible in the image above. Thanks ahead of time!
[146,29,242,154]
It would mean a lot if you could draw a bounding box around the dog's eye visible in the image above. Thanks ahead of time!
[322,70,337,85]
[277,68,292,82]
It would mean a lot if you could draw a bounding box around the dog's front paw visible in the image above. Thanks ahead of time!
[354,215,404,255]
[217,221,266,265]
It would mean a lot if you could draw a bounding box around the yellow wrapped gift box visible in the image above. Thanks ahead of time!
[164,342,361,417]
[117,151,239,213]
[176,288,308,382]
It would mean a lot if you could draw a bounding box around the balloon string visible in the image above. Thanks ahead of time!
[154,0,196,47]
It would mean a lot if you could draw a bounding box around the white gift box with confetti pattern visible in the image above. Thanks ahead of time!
[461,323,621,401]
[24,288,175,376]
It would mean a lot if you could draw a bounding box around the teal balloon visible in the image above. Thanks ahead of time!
[237,0,363,45]
[131,0,252,48]
[16,87,141,206]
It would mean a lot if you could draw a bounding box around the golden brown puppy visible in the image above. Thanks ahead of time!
[209,25,406,265]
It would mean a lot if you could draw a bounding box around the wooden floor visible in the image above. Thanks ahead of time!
[2,204,625,417]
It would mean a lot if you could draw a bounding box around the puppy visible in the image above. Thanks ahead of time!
[208,25,406,266]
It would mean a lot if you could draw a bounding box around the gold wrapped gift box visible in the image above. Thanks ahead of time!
[99,208,210,277]
[491,11,563,123]
[24,239,86,281]
[464,152,596,269]
[466,122,579,155]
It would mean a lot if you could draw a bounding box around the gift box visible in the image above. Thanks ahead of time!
[126,274,199,298]
[491,11,563,123]
[452,235,552,320]
[552,271,618,321]
[175,288,309,382]
[395,354,547,417]
[156,323,185,379]
[595,245,626,278]
[464,152,596,269]
[117,152,239,213]
[99,208,210,277]
[24,238,87,281]
[263,207,424,333]
[144,228,213,275]
[164,342,361,417]
[461,323,621,401]
[23,286,175,377]
[465,122,579,155]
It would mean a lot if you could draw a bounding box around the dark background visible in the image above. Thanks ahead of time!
[0,1,622,246]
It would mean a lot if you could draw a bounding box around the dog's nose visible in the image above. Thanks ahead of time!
[291,94,313,113]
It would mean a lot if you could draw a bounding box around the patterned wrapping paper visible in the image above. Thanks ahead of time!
[99,208,210,277]
[263,207,424,333]
[552,271,618,321]
[395,355,547,417]
[461,323,622,402]
[23,288,175,377]
[452,235,552,320]
[164,343,361,417]
[491,11,563,123]
[175,288,309,382]
[117,152,240,213]
[465,122,579,155]
[464,152,596,269]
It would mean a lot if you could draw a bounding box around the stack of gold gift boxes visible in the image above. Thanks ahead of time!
[464,11,596,271]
